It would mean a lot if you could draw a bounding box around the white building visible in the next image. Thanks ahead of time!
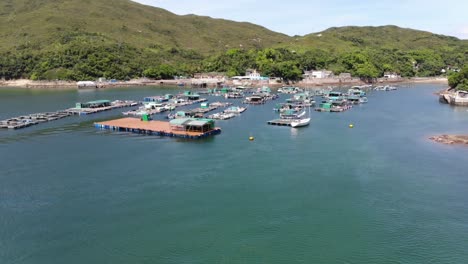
[303,70,334,79]
[246,69,261,80]
[77,81,97,88]
[383,72,401,79]
[232,69,269,81]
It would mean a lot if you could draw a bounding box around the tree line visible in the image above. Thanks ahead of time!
[0,39,465,83]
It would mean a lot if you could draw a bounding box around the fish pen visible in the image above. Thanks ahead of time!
[95,117,221,139]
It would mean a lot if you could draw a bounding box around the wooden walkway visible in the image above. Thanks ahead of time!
[95,117,221,139]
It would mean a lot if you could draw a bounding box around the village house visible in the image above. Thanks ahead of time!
[383,72,401,79]
[232,69,269,81]
[303,70,334,79]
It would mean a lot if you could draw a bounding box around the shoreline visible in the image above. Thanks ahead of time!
[0,77,448,90]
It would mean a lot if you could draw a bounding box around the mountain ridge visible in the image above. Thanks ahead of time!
[1,0,467,55]
[0,0,290,54]
[0,0,466,80]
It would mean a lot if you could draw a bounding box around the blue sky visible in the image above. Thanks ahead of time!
[133,0,468,39]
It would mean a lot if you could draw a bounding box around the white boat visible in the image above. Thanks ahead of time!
[208,112,236,120]
[224,106,247,114]
[291,117,310,127]
[290,107,311,128]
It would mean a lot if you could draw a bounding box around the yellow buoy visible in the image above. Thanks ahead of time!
[349,124,354,128]
[249,136,254,141]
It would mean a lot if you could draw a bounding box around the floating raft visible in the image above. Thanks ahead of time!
[66,100,139,116]
[95,117,221,139]
[0,111,73,129]
[0,100,140,129]
[267,119,294,126]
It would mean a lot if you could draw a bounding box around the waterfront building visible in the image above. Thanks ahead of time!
[383,72,401,79]
[303,70,334,79]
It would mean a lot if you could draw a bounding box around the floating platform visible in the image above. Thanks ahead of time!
[267,119,294,126]
[0,111,74,129]
[95,117,221,139]
[187,106,218,115]
[66,100,139,115]
[0,100,140,129]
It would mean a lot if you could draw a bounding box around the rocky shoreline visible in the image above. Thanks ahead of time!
[0,77,447,89]
[429,135,468,146]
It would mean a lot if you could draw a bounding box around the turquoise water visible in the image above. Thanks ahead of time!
[1,84,468,264]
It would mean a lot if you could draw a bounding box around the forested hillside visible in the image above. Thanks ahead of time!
[0,0,466,81]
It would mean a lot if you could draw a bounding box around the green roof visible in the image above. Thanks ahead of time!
[197,118,214,123]
[170,118,214,127]
[187,119,214,126]
[187,120,208,126]
[87,100,111,104]
[170,118,192,125]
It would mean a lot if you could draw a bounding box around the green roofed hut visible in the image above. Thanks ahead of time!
[170,118,216,133]
[183,91,201,100]
[316,102,332,112]
[75,100,111,109]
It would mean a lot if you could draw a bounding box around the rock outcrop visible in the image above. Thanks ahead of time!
[429,135,468,145]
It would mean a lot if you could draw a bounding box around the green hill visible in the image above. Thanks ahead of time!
[290,25,467,52]
[0,0,289,54]
[0,0,466,81]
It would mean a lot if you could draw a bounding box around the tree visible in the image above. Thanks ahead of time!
[448,66,468,91]
[299,49,331,70]
[143,64,177,80]
[272,61,302,81]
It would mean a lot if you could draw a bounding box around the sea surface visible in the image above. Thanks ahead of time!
[1,83,468,264]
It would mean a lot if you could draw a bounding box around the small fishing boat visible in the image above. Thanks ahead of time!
[274,103,304,113]
[208,112,236,120]
[375,85,397,91]
[243,95,264,104]
[359,97,368,103]
[224,106,247,114]
[280,109,306,119]
[278,86,303,94]
[346,94,367,104]
[347,87,367,97]
[225,92,244,99]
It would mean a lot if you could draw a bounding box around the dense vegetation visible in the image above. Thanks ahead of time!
[448,66,468,91]
[0,0,466,81]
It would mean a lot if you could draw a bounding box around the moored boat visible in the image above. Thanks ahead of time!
[280,109,306,119]
[208,112,236,120]
[278,86,303,94]
[290,117,310,128]
[243,95,265,104]
[224,106,247,114]
[290,107,311,128]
